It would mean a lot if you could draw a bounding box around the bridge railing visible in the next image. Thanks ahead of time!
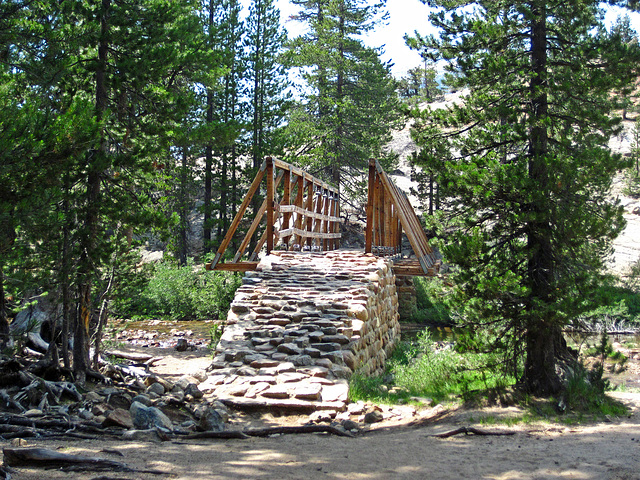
[207,157,342,272]
[365,159,440,276]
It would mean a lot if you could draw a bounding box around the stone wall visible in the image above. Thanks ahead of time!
[396,276,417,321]
[206,250,400,412]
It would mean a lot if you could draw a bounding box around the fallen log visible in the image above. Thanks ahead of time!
[104,350,156,363]
[3,447,130,470]
[2,447,166,475]
[427,426,516,438]
[0,413,102,430]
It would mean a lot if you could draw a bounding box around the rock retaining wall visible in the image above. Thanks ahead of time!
[396,276,417,320]
[206,250,400,412]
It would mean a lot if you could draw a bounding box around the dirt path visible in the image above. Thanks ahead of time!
[6,391,639,480]
[5,335,640,480]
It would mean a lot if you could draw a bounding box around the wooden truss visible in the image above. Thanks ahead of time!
[207,157,440,277]
[365,159,440,276]
[207,157,342,272]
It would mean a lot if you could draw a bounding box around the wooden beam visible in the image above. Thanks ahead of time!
[365,159,375,253]
[210,262,259,272]
[277,227,342,240]
[266,157,274,254]
[281,170,292,246]
[278,205,343,223]
[233,170,284,263]
[209,160,266,270]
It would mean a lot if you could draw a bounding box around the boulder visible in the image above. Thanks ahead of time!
[129,401,173,430]
[103,408,134,429]
[198,407,226,432]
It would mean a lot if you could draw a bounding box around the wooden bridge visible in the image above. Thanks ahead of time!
[204,158,440,412]
[207,157,440,276]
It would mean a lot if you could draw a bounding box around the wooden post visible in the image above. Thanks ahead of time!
[282,170,292,247]
[365,159,375,253]
[266,157,274,255]
[305,177,314,248]
[293,175,305,248]
[322,188,330,251]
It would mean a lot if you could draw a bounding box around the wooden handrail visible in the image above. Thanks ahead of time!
[208,157,342,271]
[365,159,440,276]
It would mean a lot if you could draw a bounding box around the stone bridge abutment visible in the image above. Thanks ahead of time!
[206,250,400,412]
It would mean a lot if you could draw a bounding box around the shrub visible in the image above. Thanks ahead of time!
[112,259,241,320]
[410,277,452,325]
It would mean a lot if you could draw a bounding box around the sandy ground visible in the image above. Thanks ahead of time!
[5,392,639,480]
[4,340,640,480]
[6,97,640,480]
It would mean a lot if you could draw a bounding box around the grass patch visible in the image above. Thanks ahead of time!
[349,329,516,405]
[349,328,630,424]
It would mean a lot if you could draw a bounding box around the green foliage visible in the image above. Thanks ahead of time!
[624,122,640,197]
[349,329,516,404]
[575,280,640,331]
[284,0,401,202]
[562,366,627,417]
[396,64,443,104]
[208,323,224,349]
[113,260,241,321]
[408,0,640,395]
[410,276,452,325]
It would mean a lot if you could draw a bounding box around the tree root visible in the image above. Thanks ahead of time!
[2,447,167,475]
[427,426,516,438]
[175,424,354,441]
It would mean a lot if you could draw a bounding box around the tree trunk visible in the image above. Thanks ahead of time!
[178,148,189,266]
[75,0,110,383]
[204,131,213,253]
[524,1,573,395]
[0,268,9,348]
[0,207,15,347]
[61,180,72,370]
[204,1,215,254]
[332,3,345,188]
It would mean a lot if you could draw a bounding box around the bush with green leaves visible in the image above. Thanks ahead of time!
[350,329,515,404]
[575,282,640,332]
[408,277,452,326]
[112,259,241,320]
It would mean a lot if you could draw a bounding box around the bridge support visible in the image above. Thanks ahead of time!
[204,250,399,413]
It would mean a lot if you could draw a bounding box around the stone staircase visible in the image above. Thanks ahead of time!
[202,250,400,413]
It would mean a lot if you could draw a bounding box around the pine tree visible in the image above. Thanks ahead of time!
[410,0,640,395]
[202,0,246,252]
[285,0,400,202]
[245,0,290,234]
[1,0,214,381]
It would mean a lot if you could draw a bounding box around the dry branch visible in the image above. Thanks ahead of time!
[427,426,516,438]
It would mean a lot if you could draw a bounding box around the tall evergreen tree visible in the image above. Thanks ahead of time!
[285,0,400,202]
[202,0,246,251]
[1,0,215,381]
[245,0,290,168]
[410,0,640,394]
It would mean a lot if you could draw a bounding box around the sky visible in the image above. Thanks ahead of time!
[240,1,640,80]
[274,0,435,78]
